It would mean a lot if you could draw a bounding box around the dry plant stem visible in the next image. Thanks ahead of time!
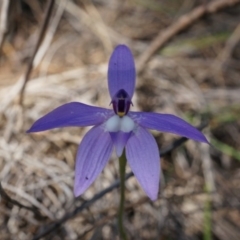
[137,0,240,73]
[201,143,215,193]
[23,0,42,22]
[217,22,240,64]
[213,22,240,85]
[118,151,128,240]
[83,0,112,53]
[0,0,10,51]
[34,0,67,68]
[62,0,113,55]
[2,182,54,219]
[0,182,44,219]
[79,197,148,239]
[32,121,207,240]
[19,0,55,105]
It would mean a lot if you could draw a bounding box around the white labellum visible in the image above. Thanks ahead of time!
[105,115,135,133]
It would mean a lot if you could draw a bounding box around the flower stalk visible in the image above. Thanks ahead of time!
[118,150,128,240]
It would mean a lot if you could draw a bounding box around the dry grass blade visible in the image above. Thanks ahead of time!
[0,182,44,219]
[137,0,240,73]
[1,182,55,220]
[218,22,240,63]
[0,0,10,51]
[19,0,55,105]
[62,0,113,55]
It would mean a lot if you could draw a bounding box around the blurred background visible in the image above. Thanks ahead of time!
[0,0,240,239]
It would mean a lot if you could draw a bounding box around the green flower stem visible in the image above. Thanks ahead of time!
[118,151,128,240]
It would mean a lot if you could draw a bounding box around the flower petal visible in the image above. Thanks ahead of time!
[110,131,132,157]
[108,45,136,99]
[74,125,113,197]
[27,102,113,132]
[125,126,160,201]
[129,112,208,143]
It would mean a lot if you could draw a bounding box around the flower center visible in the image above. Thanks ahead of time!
[105,115,135,133]
[111,89,131,117]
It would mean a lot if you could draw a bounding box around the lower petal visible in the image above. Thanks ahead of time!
[110,131,132,157]
[74,125,113,197]
[125,126,160,201]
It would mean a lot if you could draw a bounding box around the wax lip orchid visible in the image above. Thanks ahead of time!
[27,45,208,201]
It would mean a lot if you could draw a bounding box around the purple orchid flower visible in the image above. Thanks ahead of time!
[27,45,208,201]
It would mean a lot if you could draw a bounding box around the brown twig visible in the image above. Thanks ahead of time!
[19,0,55,105]
[137,0,240,73]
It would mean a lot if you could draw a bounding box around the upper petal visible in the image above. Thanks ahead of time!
[74,125,113,197]
[27,102,113,132]
[108,45,136,99]
[129,112,208,143]
[125,126,160,201]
